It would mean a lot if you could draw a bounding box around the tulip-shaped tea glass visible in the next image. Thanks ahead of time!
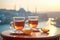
[28,16,39,31]
[13,17,25,33]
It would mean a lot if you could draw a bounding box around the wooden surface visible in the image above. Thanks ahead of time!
[1,24,60,40]
[1,29,60,40]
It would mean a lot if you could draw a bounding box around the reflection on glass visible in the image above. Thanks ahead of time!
[28,16,39,31]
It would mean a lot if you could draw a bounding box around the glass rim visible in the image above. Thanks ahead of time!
[28,16,39,18]
[13,17,25,19]
[13,17,25,20]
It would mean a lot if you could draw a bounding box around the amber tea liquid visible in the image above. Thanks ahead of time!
[14,20,24,30]
[28,19,38,28]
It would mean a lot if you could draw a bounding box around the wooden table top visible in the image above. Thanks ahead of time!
[1,25,60,40]
[1,27,60,38]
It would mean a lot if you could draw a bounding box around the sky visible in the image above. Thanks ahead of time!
[0,0,60,12]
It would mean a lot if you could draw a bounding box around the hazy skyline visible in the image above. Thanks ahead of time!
[0,0,60,12]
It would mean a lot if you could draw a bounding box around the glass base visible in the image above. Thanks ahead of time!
[31,28,39,32]
[14,30,23,33]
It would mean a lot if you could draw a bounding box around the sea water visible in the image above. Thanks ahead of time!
[0,21,46,32]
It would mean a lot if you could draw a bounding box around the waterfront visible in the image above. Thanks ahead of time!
[0,21,47,32]
[0,24,10,32]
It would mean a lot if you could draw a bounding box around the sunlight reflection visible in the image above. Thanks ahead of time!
[48,25,57,36]
[47,18,57,36]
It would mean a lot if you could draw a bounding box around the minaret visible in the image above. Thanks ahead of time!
[35,7,37,14]
[14,3,16,11]
[27,5,29,12]
[14,3,19,16]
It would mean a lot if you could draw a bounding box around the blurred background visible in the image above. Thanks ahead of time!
[0,0,60,32]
